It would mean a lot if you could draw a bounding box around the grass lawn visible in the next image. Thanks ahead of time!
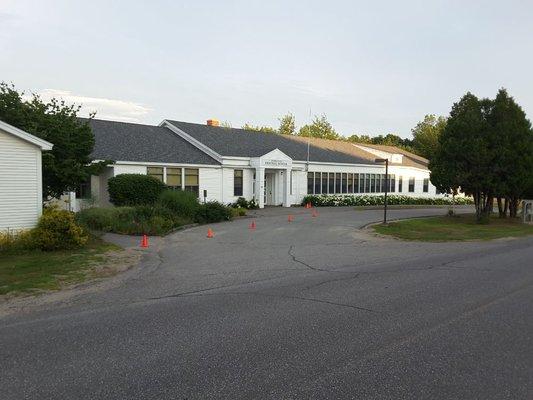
[0,238,121,296]
[374,214,533,241]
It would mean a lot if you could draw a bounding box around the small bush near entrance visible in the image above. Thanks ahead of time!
[195,201,233,224]
[108,174,167,206]
[302,194,474,207]
[231,197,259,210]
[158,190,199,219]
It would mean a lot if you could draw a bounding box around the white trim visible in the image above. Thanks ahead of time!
[160,120,223,163]
[106,160,221,169]
[0,120,53,150]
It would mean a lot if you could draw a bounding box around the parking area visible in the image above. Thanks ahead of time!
[2,205,533,399]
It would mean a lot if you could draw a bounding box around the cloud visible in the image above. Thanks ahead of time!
[28,89,153,123]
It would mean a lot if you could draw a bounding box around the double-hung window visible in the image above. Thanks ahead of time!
[147,167,164,182]
[166,168,181,190]
[307,172,314,194]
[185,168,199,196]
[423,178,429,193]
[234,170,243,196]
[408,177,415,192]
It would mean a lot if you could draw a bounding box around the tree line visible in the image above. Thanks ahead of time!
[239,113,443,157]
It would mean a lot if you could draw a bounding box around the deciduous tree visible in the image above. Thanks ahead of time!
[0,82,109,200]
[411,114,447,160]
[298,114,339,140]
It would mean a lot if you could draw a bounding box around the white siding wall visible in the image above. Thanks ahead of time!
[113,164,147,175]
[0,130,42,231]
[199,168,222,202]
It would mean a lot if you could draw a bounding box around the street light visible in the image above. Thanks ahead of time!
[375,158,389,224]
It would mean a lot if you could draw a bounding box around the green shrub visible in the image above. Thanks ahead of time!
[301,194,474,207]
[0,229,34,253]
[32,207,88,251]
[158,190,199,219]
[77,206,192,235]
[230,207,247,218]
[195,202,233,224]
[108,174,167,206]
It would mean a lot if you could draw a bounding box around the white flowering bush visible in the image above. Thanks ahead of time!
[301,194,473,207]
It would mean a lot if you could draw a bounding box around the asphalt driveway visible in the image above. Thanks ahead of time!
[1,206,533,399]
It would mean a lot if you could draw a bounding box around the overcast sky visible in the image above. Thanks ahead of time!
[1,0,532,138]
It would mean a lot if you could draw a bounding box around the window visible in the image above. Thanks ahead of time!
[314,172,322,194]
[370,174,375,193]
[354,174,360,193]
[234,169,243,196]
[423,178,429,193]
[348,173,354,193]
[76,178,91,199]
[147,167,164,182]
[341,173,348,194]
[398,176,403,192]
[166,168,181,189]
[322,172,328,194]
[363,174,369,193]
[185,168,199,196]
[252,172,256,196]
[390,174,396,193]
[329,173,335,194]
[307,172,314,194]
[335,173,341,194]
[408,177,415,192]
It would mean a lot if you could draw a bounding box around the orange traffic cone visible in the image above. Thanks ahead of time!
[249,220,256,230]
[141,234,149,248]
[207,228,214,238]
[306,202,311,209]
[288,214,294,223]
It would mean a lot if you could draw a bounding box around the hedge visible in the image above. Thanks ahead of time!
[301,194,474,207]
[108,174,167,206]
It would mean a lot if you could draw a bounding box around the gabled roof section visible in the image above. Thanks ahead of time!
[165,120,372,165]
[0,119,53,150]
[88,119,220,165]
[356,143,429,168]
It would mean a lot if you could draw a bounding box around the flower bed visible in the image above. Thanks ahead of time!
[301,194,473,207]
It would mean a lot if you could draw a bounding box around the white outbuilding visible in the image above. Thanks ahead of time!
[0,120,53,232]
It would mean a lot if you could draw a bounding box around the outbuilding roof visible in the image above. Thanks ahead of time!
[0,119,53,150]
[165,120,372,165]
[89,119,220,165]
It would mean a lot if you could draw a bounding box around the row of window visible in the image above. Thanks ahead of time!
[148,167,199,196]
[145,168,430,199]
[307,173,430,195]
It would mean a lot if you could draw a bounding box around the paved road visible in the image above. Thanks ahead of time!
[2,206,533,399]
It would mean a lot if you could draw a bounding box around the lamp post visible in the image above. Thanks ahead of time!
[375,158,389,224]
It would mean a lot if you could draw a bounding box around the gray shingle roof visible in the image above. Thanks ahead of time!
[166,120,372,164]
[88,119,219,165]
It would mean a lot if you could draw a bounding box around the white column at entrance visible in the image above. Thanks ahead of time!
[283,168,291,207]
[255,167,265,208]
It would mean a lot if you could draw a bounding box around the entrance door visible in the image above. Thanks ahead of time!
[265,173,275,205]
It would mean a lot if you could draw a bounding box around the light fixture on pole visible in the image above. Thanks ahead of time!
[375,158,389,224]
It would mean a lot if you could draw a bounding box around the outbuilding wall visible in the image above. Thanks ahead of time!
[0,129,43,231]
